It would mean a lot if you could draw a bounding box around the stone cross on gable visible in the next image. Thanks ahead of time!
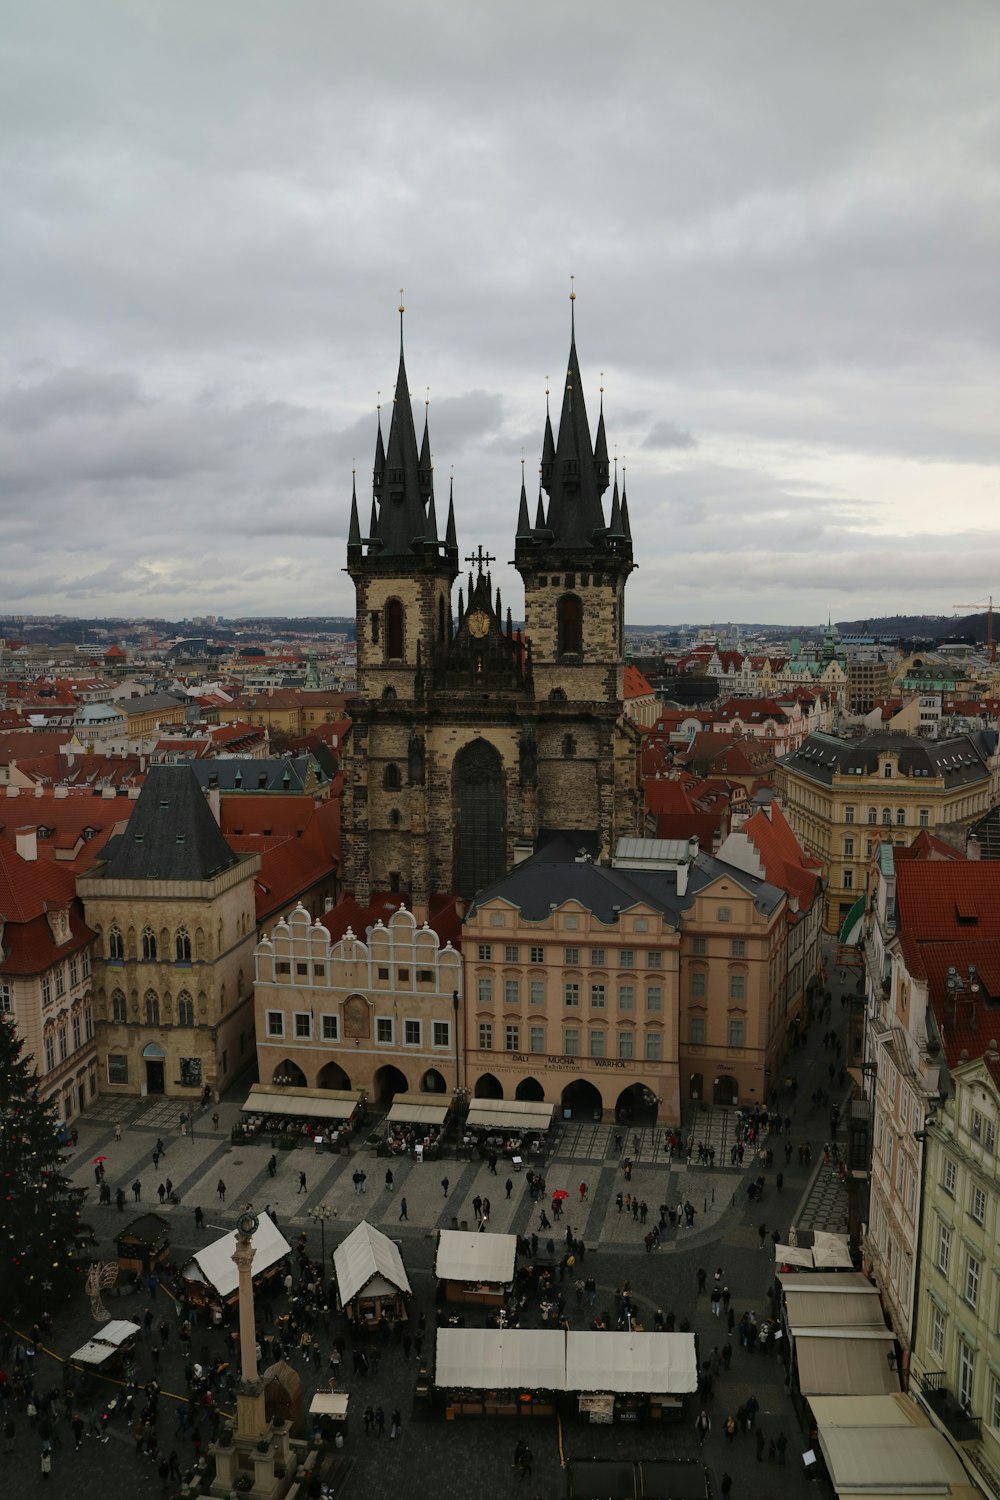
[464,546,496,576]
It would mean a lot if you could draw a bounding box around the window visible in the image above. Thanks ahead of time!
[504,979,521,1007]
[896,808,906,826]
[729,973,746,1001]
[634,917,648,933]
[383,762,401,791]
[647,950,663,968]
[376,1018,394,1043]
[558,593,582,655]
[314,963,327,980]
[728,1018,745,1047]
[645,1031,662,1060]
[563,1027,579,1056]
[144,992,160,1026]
[397,967,409,983]
[564,983,580,1008]
[618,985,635,1011]
[82,950,90,978]
[986,1118,997,1153]
[590,984,606,1009]
[959,1341,975,1411]
[69,957,79,988]
[404,1020,421,1046]
[322,1015,339,1041]
[919,808,929,827]
[843,838,854,857]
[55,967,65,997]
[618,1030,634,1059]
[505,1024,520,1051]
[972,1109,983,1141]
[965,1253,981,1309]
[530,946,545,964]
[620,949,636,967]
[490,912,505,928]
[690,970,707,998]
[42,975,51,1005]
[107,1054,128,1085]
[590,948,606,966]
[295,1012,311,1038]
[504,944,520,963]
[296,963,308,978]
[111,989,127,1024]
[589,1029,606,1058]
[717,907,731,923]
[845,805,855,824]
[175,927,192,963]
[937,1223,951,1275]
[931,1304,946,1361]
[108,926,124,961]
[882,807,892,825]
[971,1185,986,1225]
[0,983,10,1014]
[477,944,492,961]
[477,978,494,1005]
[884,762,893,778]
[177,992,194,1027]
[868,807,878,824]
[943,1158,956,1195]
[730,939,746,957]
[529,1026,545,1054]
[44,1034,55,1071]
[690,1014,706,1044]
[142,926,157,961]
[691,937,708,958]
[565,947,580,965]
[84,1008,93,1041]
[72,1014,81,1050]
[529,980,545,1006]
[646,986,662,1012]
[432,1021,450,1048]
[417,968,432,983]
[478,1023,493,1050]
[266,1010,284,1037]
[386,598,404,659]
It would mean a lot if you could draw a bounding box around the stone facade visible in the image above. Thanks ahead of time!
[253,904,462,1101]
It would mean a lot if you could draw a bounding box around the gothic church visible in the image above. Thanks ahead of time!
[343,303,641,908]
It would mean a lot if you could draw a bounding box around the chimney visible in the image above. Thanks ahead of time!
[16,826,37,862]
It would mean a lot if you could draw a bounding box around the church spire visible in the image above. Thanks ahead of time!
[516,456,532,540]
[369,292,428,556]
[445,474,458,555]
[539,286,608,548]
[348,469,362,557]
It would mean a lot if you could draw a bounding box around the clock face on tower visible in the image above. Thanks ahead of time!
[468,609,490,639]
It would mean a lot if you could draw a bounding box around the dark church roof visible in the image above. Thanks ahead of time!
[99,764,241,882]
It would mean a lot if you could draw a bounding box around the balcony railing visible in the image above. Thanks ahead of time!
[917,1371,983,1442]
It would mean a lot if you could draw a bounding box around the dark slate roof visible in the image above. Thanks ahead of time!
[187,756,325,794]
[779,731,991,788]
[100,764,240,882]
[119,691,186,715]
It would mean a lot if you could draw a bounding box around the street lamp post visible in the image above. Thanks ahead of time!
[308,1203,334,1263]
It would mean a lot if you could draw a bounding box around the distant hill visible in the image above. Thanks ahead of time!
[835,613,988,642]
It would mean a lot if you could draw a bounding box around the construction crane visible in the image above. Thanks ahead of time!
[953,597,996,663]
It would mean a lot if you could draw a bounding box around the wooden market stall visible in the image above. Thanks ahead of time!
[179,1211,291,1310]
[333,1220,411,1328]
[434,1230,517,1308]
[70,1319,141,1374]
[116,1213,171,1279]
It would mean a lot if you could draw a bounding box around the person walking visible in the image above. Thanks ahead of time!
[390,1408,401,1439]
[441,1176,449,1197]
[40,1449,52,1481]
[398,1196,408,1221]
[579,1181,588,1201]
[385,1168,394,1192]
[132,1179,141,1202]
[212,1111,219,1130]
[116,1187,125,1211]
[297,1171,307,1194]
[267,1155,277,1178]
[518,1445,533,1480]
[758,1222,767,1249]
[720,1473,732,1500]
[217,1179,226,1202]
[157,1183,166,1204]
[194,1205,205,1229]
[695,1409,711,1446]
[114,1122,122,1142]
[505,1177,513,1199]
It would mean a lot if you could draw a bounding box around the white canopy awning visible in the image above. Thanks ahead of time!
[819,1424,968,1491]
[775,1244,814,1268]
[566,1332,699,1394]
[435,1230,517,1286]
[436,1328,565,1391]
[386,1094,450,1128]
[182,1212,291,1300]
[71,1319,141,1366]
[465,1099,554,1132]
[435,1329,699,1394]
[309,1392,349,1418]
[796,1330,899,1396]
[333,1219,411,1307]
[808,1395,925,1429]
[242,1085,360,1121]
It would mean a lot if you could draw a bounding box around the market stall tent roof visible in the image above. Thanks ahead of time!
[333,1219,411,1306]
[309,1392,349,1418]
[775,1244,814,1268]
[435,1230,517,1286]
[436,1328,565,1391]
[808,1394,926,1428]
[795,1329,899,1396]
[566,1332,698,1394]
[386,1094,450,1128]
[71,1319,141,1365]
[242,1084,361,1121]
[819,1425,969,1492]
[182,1212,291,1300]
[116,1212,170,1248]
[465,1099,554,1132]
[784,1291,887,1328]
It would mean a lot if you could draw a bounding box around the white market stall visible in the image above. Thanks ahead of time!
[333,1219,411,1327]
[435,1230,517,1307]
[70,1319,141,1369]
[180,1211,291,1307]
[567,1331,699,1423]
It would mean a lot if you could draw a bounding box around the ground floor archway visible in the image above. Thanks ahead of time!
[474,1072,503,1099]
[317,1059,352,1091]
[421,1069,447,1093]
[271,1058,307,1088]
[713,1073,739,1106]
[373,1064,408,1103]
[561,1078,603,1121]
[689,1071,704,1102]
[515,1076,545,1102]
[615,1082,659,1126]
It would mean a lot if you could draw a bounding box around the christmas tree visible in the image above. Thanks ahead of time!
[0,1016,92,1317]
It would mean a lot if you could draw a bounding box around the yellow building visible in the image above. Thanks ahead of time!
[775,733,992,933]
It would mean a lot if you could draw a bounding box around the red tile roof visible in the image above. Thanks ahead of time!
[742,802,822,914]
[623,665,654,699]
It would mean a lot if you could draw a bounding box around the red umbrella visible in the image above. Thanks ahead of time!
[551,1189,569,1201]
[92,1155,107,1163]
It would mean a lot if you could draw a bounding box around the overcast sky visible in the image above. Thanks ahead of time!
[2,2,999,629]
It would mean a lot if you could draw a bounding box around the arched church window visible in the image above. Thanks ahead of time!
[558,594,582,656]
[549,688,567,703]
[386,599,404,660]
[384,763,402,791]
[144,990,160,1026]
[562,734,577,758]
[382,685,397,703]
[177,991,194,1027]
[175,927,192,963]
[108,925,124,961]
[142,926,157,961]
